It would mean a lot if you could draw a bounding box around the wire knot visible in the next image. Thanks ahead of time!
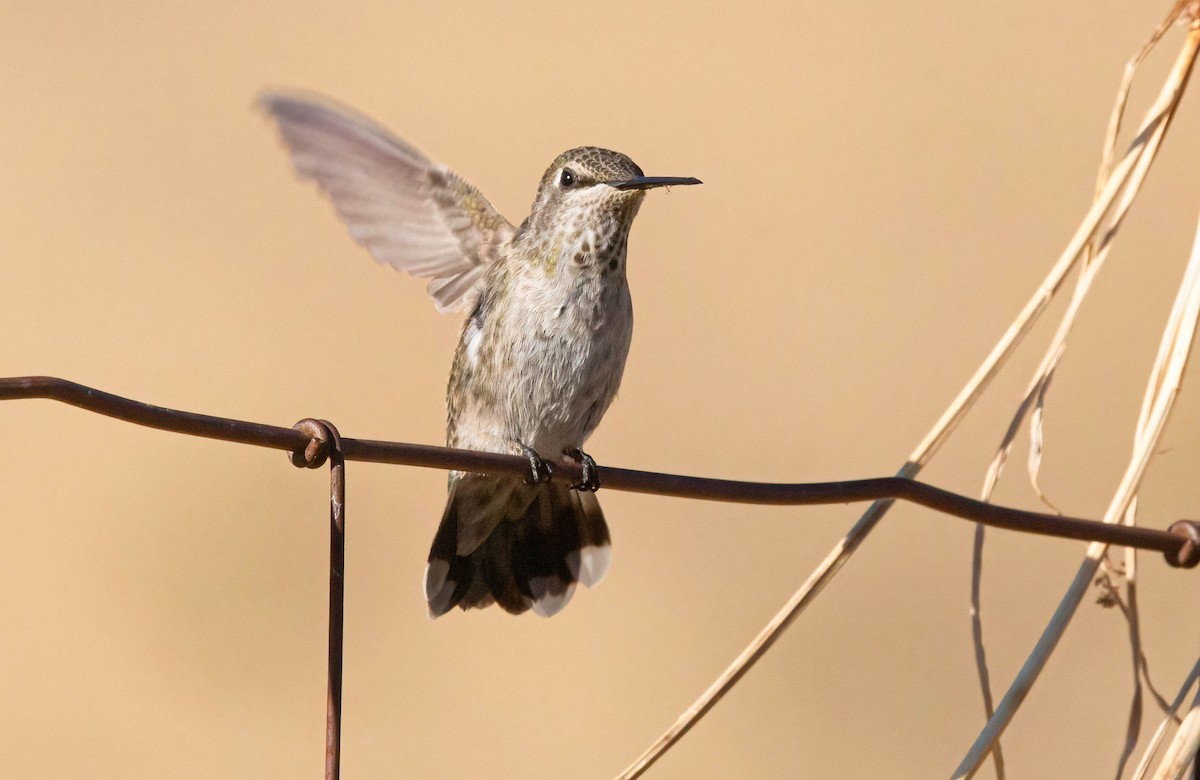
[1165,520,1200,569]
[290,418,334,469]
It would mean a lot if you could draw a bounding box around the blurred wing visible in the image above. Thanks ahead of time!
[260,91,514,313]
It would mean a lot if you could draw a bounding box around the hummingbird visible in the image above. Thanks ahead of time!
[261,91,700,618]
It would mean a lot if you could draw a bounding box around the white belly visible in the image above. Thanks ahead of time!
[511,276,633,454]
[449,268,633,458]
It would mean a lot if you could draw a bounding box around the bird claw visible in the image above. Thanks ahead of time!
[521,444,553,484]
[566,448,601,492]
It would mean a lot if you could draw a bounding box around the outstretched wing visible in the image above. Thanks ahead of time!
[260,91,514,313]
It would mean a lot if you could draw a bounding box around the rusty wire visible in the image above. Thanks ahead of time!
[3,374,1200,780]
[291,418,345,780]
[2,375,1197,568]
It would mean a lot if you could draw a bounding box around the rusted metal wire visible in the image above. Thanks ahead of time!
[2,375,1197,568]
[4,373,1199,779]
[291,419,345,780]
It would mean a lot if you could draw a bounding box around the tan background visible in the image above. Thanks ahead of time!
[2,2,1199,778]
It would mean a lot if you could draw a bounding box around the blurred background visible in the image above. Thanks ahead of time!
[2,2,1199,777]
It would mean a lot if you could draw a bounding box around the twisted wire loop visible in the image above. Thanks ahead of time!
[1167,520,1200,568]
[290,417,346,780]
[290,418,332,469]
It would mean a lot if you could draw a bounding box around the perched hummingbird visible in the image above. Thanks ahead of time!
[261,91,700,618]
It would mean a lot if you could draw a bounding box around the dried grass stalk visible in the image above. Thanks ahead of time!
[1131,659,1200,780]
[952,187,1200,779]
[1150,685,1200,780]
[616,18,1200,780]
[970,11,1190,775]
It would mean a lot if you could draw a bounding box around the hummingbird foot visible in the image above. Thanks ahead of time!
[565,448,601,492]
[520,444,554,484]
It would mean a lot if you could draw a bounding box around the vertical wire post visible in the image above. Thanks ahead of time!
[324,422,345,780]
[290,419,345,780]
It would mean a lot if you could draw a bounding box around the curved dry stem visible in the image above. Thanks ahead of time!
[969,12,1185,767]
[1096,1,1184,192]
[1132,659,1200,780]
[1116,546,1147,780]
[1104,15,1200,771]
[616,22,1200,780]
[968,523,1005,779]
[983,0,1192,511]
[1150,685,1200,780]
[614,484,909,780]
[952,190,1200,778]
[1027,1,1194,508]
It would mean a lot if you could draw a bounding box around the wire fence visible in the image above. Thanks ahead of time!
[8,6,1200,780]
[1,374,1198,779]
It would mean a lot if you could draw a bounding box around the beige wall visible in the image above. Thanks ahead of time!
[2,2,1199,777]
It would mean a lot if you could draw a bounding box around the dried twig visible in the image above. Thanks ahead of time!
[1105,17,1198,777]
[952,152,1200,780]
[970,9,1191,776]
[615,16,1200,780]
[1150,683,1200,780]
[1132,659,1200,780]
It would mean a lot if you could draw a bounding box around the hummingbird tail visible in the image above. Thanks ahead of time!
[423,475,611,618]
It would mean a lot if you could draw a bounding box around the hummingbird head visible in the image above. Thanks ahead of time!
[516,147,700,265]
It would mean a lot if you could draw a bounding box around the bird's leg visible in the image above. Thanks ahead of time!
[520,443,553,484]
[565,448,601,492]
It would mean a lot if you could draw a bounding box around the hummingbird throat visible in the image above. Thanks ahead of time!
[531,197,640,278]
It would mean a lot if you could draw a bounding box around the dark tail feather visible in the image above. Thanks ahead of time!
[511,484,581,617]
[423,475,611,618]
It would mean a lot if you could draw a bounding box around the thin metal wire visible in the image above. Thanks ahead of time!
[2,375,1197,568]
[323,422,345,780]
[291,419,346,780]
[284,418,345,779]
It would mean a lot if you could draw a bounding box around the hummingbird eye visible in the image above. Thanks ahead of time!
[559,168,576,188]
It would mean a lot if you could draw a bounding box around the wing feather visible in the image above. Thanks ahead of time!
[260,91,513,313]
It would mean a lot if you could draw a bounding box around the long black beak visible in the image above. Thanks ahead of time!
[608,175,702,191]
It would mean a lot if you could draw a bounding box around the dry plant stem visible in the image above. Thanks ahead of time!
[981,0,1196,510]
[968,273,1103,779]
[1117,546,1146,780]
[1151,686,1200,780]
[1114,174,1192,772]
[614,485,909,780]
[1111,543,1178,778]
[616,21,1200,780]
[1138,201,1200,780]
[971,12,1183,771]
[951,188,1200,780]
[968,525,1005,779]
[1107,13,1200,768]
[1014,6,1180,498]
[971,237,1102,780]
[1096,1,1184,193]
[1133,660,1200,780]
[956,22,1200,777]
[1112,56,1200,762]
